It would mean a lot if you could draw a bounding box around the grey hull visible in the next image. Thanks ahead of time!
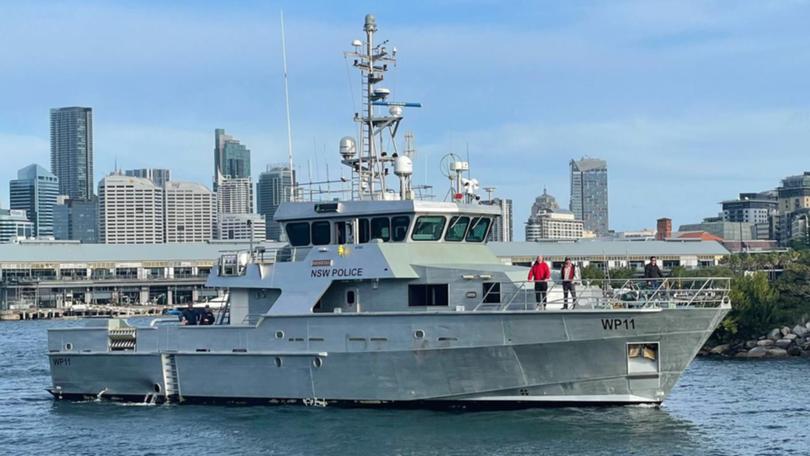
[48,307,727,406]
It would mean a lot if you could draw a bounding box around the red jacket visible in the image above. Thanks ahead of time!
[528,261,550,281]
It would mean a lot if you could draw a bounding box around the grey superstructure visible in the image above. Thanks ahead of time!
[47,15,729,408]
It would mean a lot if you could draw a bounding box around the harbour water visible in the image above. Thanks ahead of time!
[2,320,808,456]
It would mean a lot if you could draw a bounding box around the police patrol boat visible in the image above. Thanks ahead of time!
[47,14,730,407]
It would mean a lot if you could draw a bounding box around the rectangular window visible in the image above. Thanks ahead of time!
[311,221,331,245]
[408,284,449,306]
[358,218,370,243]
[285,222,310,246]
[627,342,659,375]
[465,217,491,242]
[412,216,446,241]
[445,216,470,241]
[370,217,390,241]
[391,216,410,242]
[482,282,500,303]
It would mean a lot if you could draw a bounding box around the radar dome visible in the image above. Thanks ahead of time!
[394,155,413,176]
[339,137,357,159]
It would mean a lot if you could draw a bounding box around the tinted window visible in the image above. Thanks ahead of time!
[359,219,370,243]
[285,222,310,246]
[408,284,449,306]
[466,217,491,242]
[370,217,390,241]
[391,216,410,242]
[311,221,331,245]
[482,282,500,303]
[445,216,470,241]
[412,216,447,241]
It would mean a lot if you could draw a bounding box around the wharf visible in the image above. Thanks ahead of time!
[0,305,169,321]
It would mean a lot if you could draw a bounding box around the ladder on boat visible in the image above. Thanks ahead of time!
[161,353,181,403]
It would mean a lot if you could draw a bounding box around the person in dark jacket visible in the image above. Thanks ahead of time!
[200,305,216,326]
[644,256,663,290]
[560,257,577,309]
[527,256,551,309]
[180,302,198,326]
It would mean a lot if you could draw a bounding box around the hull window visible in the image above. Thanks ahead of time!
[627,343,659,375]
[482,282,500,303]
[408,284,449,306]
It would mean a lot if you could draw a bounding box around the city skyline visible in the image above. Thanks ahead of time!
[1,2,810,238]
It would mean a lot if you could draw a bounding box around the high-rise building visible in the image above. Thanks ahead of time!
[0,209,34,242]
[525,189,584,241]
[53,196,98,243]
[125,168,171,188]
[164,181,215,242]
[9,164,59,237]
[50,107,94,200]
[98,174,164,244]
[483,198,513,242]
[257,166,295,240]
[217,177,254,215]
[721,191,777,241]
[773,173,810,244]
[214,129,251,184]
[217,213,266,241]
[569,157,608,236]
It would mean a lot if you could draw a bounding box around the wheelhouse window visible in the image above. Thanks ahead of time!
[359,219,370,243]
[370,217,390,241]
[408,284,449,306]
[336,221,354,244]
[412,216,447,241]
[465,217,491,242]
[311,221,331,245]
[286,222,310,246]
[445,216,470,242]
[391,216,411,242]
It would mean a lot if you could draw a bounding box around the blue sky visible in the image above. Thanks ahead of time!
[1,0,809,239]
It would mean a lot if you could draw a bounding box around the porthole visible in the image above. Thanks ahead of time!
[414,329,425,339]
[275,330,284,339]
[313,357,323,368]
[274,357,283,367]
[64,343,73,351]
[153,383,162,393]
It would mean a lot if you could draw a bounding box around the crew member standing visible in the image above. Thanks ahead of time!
[527,256,551,309]
[644,256,664,290]
[560,257,577,309]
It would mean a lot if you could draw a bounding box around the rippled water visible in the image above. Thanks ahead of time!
[1,320,808,456]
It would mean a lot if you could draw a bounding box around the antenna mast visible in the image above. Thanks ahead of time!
[281,10,295,202]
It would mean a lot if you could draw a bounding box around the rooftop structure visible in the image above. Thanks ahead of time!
[0,209,33,242]
[125,168,171,188]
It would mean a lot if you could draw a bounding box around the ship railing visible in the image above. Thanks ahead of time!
[473,277,731,311]
[216,246,289,277]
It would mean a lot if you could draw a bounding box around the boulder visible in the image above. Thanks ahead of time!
[785,333,798,341]
[734,351,749,358]
[801,341,810,351]
[709,344,730,355]
[775,339,793,349]
[767,348,788,357]
[745,340,758,349]
[787,346,802,357]
[768,328,782,340]
[757,339,775,347]
[782,326,792,336]
[748,347,768,358]
[793,325,808,338]
[806,322,810,330]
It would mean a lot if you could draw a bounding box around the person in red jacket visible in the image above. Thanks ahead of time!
[527,256,551,309]
[560,257,577,309]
